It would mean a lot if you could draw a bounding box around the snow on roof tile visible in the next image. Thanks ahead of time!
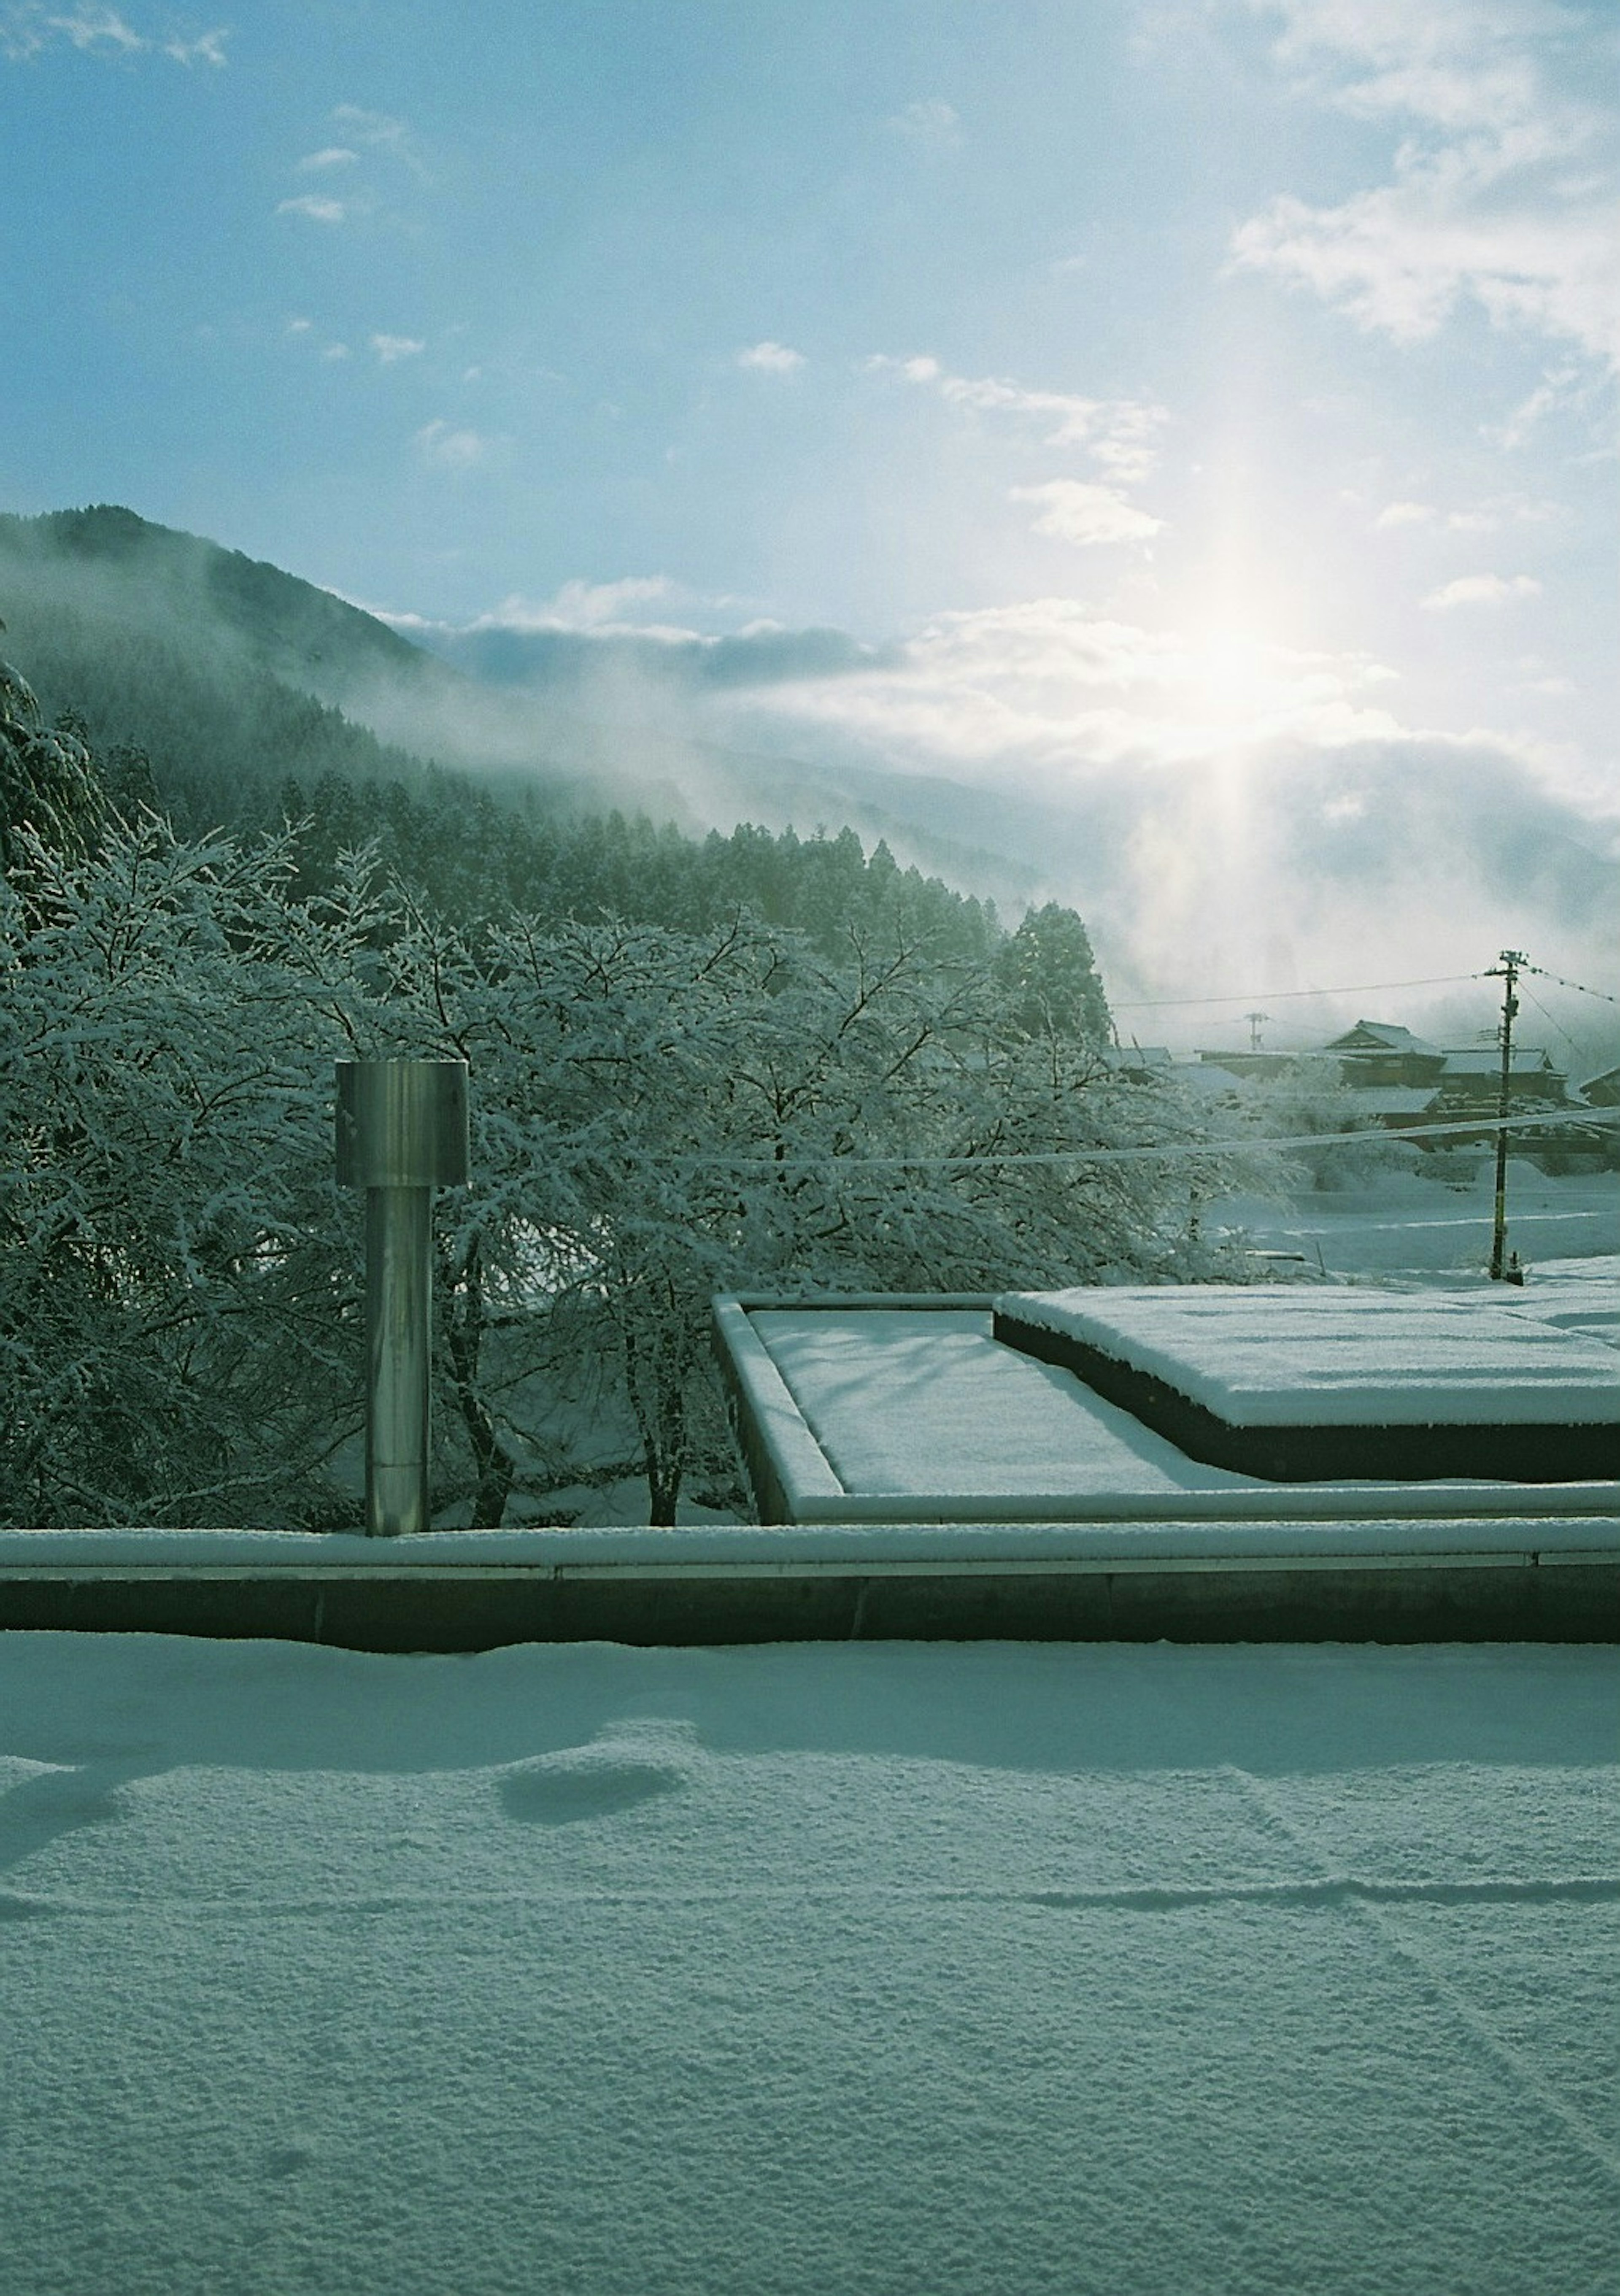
[1327,1021,1445,1056]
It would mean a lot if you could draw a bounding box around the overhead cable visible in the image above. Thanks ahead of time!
[600,1105,1620,1176]
[1523,963,1620,1009]
[1110,972,1487,1011]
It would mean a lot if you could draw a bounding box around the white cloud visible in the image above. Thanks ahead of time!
[1011,480,1165,546]
[889,98,961,144]
[277,194,347,225]
[49,5,142,52]
[1420,571,1543,608]
[285,316,313,336]
[415,420,494,469]
[332,102,407,145]
[737,341,805,373]
[0,6,47,55]
[867,353,1170,479]
[1231,2,1620,370]
[330,101,427,176]
[322,343,351,361]
[162,27,224,65]
[1232,174,1620,366]
[1252,0,1568,128]
[1,3,224,59]
[371,332,426,363]
[1376,490,1564,531]
[476,577,679,633]
[753,595,1404,774]
[297,146,358,173]
[874,352,1096,446]
[0,13,41,54]
[2,3,135,55]
[370,577,695,646]
[1486,362,1590,446]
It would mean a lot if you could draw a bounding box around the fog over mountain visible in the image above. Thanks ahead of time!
[386,581,1620,1053]
[4,502,1617,1069]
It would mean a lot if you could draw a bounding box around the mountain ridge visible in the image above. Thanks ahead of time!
[0,503,1043,906]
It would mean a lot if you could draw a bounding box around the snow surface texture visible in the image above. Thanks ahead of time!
[753,1307,1261,1497]
[1212,1164,1620,1278]
[994,1286,1620,1427]
[1,1634,1616,2296]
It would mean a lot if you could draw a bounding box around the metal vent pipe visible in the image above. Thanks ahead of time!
[336,1059,470,1536]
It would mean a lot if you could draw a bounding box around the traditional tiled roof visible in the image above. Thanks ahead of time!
[1325,1020,1445,1058]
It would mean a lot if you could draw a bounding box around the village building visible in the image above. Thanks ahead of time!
[1321,1020,1449,1090]
[1189,1017,1586,1146]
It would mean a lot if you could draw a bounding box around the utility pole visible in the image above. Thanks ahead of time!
[1486,950,1526,1280]
[1244,1010,1269,1052]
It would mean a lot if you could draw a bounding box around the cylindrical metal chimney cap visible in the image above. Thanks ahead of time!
[336,1058,470,1189]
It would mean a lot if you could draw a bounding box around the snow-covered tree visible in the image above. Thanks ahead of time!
[377,904,1250,1522]
[0,654,104,871]
[1222,1057,1418,1193]
[993,901,1112,1043]
[0,816,380,1525]
[1,809,1250,1529]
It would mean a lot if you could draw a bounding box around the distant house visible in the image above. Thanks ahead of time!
[1311,1017,1568,1133]
[1191,1018,1577,1148]
[1432,1045,1569,1115]
[1581,1065,1620,1108]
[1103,1043,1174,1082]
[1192,1047,1297,1083]
[1322,1021,1447,1090]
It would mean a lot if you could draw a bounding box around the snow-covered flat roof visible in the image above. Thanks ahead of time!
[994,1285,1620,1429]
[715,1296,1620,1523]
[753,1306,1261,1498]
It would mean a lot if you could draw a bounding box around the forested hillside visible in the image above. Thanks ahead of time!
[0,504,1041,913]
[0,519,1248,1529]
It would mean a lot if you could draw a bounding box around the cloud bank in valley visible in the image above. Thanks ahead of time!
[379,570,1618,1028]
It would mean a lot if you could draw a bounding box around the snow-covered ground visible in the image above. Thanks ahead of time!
[1215,1158,1619,1277]
[2,1632,1616,2296]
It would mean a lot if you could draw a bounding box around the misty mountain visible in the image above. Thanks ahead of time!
[0,505,1043,907]
[0,505,431,700]
[5,505,1617,1056]
[0,506,1031,968]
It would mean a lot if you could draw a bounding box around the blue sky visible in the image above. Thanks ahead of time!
[4,0,1617,1007]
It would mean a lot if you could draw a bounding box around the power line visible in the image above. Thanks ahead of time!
[1111,972,1487,1011]
[608,1105,1620,1176]
[1520,982,1586,1066]
[1523,962,1620,1010]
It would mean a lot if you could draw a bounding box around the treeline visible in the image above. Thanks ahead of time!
[8,597,999,962]
[263,775,1002,964]
[5,601,436,819]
